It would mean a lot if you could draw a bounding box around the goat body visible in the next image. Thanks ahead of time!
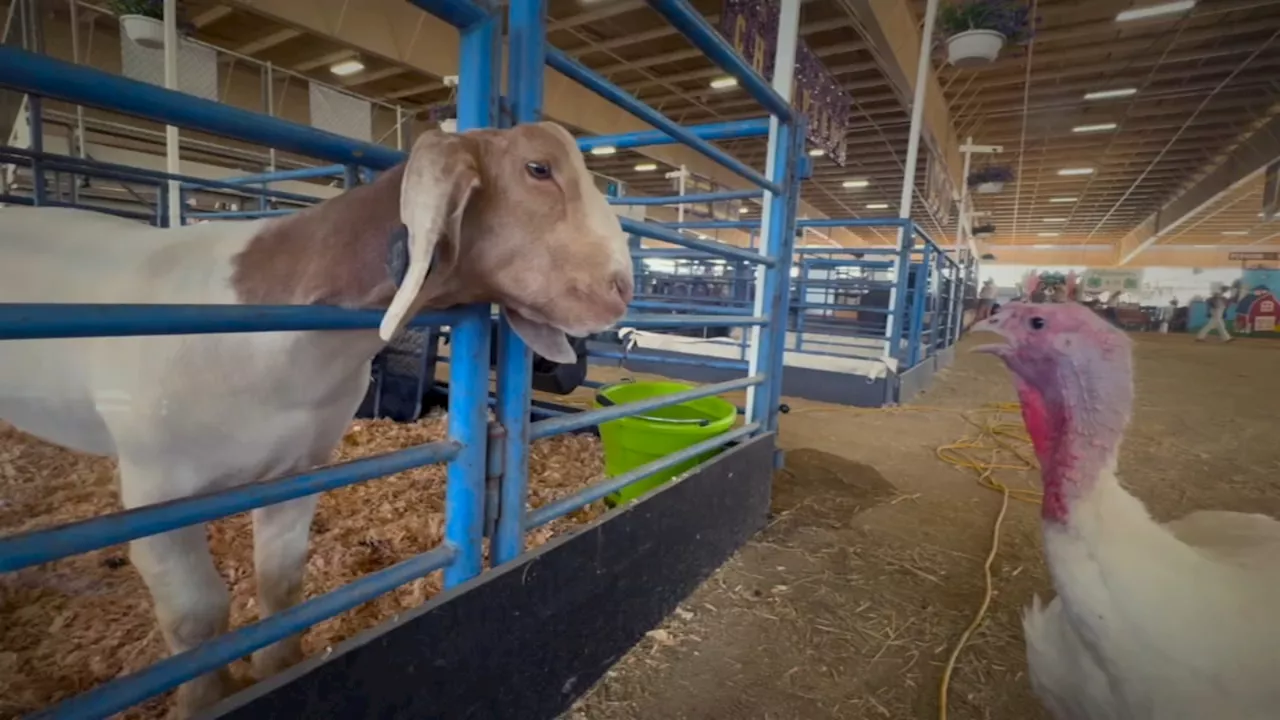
[0,123,633,717]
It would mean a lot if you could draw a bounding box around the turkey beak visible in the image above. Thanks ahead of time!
[969,317,1012,357]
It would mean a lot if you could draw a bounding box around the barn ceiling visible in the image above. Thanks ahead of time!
[51,0,1280,251]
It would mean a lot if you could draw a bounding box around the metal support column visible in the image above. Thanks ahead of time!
[746,0,800,427]
[443,6,498,588]
[887,0,938,360]
[493,0,544,566]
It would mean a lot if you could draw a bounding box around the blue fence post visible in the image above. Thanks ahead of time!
[907,242,931,367]
[887,220,914,363]
[764,119,804,440]
[492,0,542,566]
[442,1,498,588]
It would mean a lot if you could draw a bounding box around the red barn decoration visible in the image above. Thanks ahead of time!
[1234,287,1280,335]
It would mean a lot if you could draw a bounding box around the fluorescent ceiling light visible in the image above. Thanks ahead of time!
[1058,167,1095,176]
[329,59,365,76]
[1049,197,1077,203]
[738,206,749,214]
[1222,230,1249,236]
[709,76,739,89]
[866,203,889,210]
[842,179,870,188]
[1116,1,1196,23]
[590,146,617,156]
[1193,245,1215,248]
[1084,88,1138,101]
[1073,123,1118,133]
[633,163,658,172]
[808,148,825,157]
[1038,232,1061,237]
[1033,244,1055,248]
[1043,218,1067,223]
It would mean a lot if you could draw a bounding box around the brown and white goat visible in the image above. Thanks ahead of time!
[0,122,633,716]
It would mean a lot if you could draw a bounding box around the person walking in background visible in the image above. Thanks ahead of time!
[977,279,997,320]
[1197,288,1233,343]
[1159,299,1178,334]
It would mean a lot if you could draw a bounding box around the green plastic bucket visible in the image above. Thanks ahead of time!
[594,381,737,506]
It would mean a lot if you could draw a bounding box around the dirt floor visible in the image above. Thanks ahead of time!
[566,332,1280,720]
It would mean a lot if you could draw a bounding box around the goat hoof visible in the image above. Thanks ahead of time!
[169,671,233,720]
[251,641,303,681]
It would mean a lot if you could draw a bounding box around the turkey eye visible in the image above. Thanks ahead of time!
[1030,317,1046,330]
[525,161,552,180]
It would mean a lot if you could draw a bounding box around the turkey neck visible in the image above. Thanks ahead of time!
[1013,365,1130,525]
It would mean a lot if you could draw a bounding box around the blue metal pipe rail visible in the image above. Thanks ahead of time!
[545,47,780,195]
[0,0,808,714]
[579,118,770,152]
[610,189,763,206]
[0,46,405,170]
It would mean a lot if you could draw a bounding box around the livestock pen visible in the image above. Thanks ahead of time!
[594,220,973,407]
[0,0,803,719]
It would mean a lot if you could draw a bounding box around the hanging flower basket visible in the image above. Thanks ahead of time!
[968,165,1015,194]
[120,14,165,49]
[938,1,1033,68]
[946,29,1006,67]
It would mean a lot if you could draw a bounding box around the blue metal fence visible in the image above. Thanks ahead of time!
[0,0,802,717]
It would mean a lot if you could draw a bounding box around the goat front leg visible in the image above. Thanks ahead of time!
[129,526,233,718]
[249,494,319,680]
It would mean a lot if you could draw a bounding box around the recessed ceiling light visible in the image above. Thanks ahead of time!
[866,203,889,210]
[1043,218,1067,223]
[329,59,365,76]
[1073,123,1118,133]
[1037,232,1061,237]
[1049,197,1077,203]
[1058,167,1095,176]
[1116,1,1196,23]
[808,148,825,157]
[842,179,869,188]
[738,206,749,214]
[709,76,739,90]
[1083,88,1138,101]
[634,162,658,172]
[590,146,617,156]
[1222,230,1249,236]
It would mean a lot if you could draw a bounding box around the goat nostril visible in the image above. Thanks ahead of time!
[613,274,634,305]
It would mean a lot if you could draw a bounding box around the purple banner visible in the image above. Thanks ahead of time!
[720,0,851,166]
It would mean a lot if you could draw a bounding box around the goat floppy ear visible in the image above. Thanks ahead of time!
[379,131,481,342]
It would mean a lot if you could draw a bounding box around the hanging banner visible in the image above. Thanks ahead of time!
[1263,160,1279,222]
[720,0,851,166]
[1081,269,1143,294]
[924,153,955,224]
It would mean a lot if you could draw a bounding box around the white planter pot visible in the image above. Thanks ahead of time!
[946,29,1006,68]
[120,14,165,50]
[975,181,1005,194]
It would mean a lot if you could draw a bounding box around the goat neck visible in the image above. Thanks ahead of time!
[230,165,467,314]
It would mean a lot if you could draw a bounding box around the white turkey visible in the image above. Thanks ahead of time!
[970,302,1280,720]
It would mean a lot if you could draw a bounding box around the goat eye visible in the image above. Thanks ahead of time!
[525,161,552,180]
[1030,317,1046,330]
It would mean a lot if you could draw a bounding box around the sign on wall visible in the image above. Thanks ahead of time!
[1263,160,1279,222]
[308,83,373,143]
[120,36,219,101]
[720,0,851,166]
[1081,269,1143,294]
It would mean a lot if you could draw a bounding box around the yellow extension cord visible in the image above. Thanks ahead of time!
[578,384,1035,718]
[932,402,1041,720]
